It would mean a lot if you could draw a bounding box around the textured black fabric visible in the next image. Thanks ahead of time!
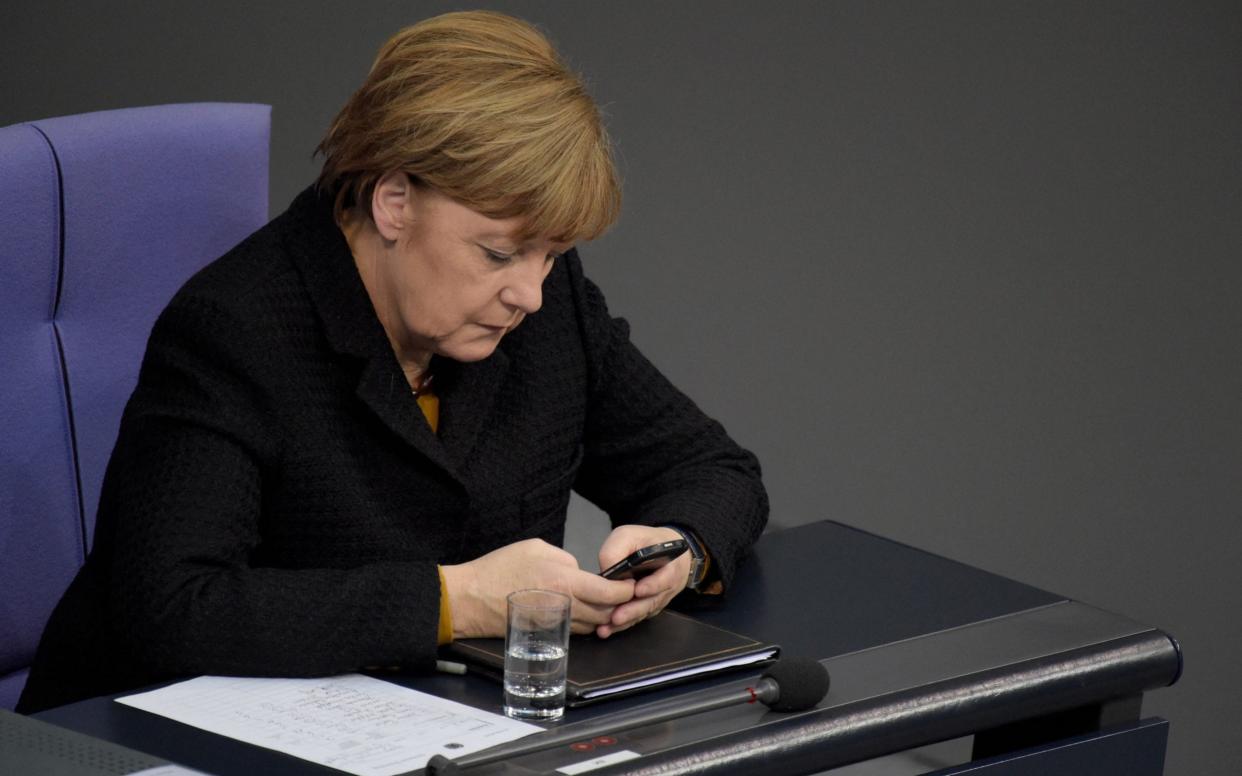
[18,186,768,713]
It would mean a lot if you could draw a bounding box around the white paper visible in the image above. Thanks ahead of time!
[116,674,541,776]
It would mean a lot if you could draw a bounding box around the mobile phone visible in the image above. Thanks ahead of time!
[599,539,689,580]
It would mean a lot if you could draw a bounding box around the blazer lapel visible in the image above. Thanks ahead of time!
[437,349,510,471]
[355,354,457,475]
[280,185,458,478]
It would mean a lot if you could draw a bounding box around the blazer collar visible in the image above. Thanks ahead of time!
[280,186,385,359]
[279,185,509,477]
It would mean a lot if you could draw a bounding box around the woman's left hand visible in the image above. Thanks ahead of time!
[595,524,691,638]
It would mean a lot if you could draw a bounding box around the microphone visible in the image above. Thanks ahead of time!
[426,657,830,775]
[755,657,833,711]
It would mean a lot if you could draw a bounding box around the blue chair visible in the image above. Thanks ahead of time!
[0,103,270,709]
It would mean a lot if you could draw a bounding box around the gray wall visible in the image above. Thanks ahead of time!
[4,2,1238,772]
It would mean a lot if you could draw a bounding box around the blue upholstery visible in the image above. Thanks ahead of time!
[0,104,270,709]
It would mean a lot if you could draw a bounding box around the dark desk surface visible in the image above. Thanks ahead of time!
[694,520,1061,656]
[36,521,1180,775]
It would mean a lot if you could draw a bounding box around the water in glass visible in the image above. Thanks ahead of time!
[504,641,567,719]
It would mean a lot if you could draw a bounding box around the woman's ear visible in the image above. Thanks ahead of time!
[370,171,413,242]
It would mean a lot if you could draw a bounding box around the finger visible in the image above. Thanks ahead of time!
[608,594,666,631]
[570,600,616,627]
[597,525,681,570]
[596,529,644,570]
[570,569,636,606]
[633,555,688,598]
[600,608,644,637]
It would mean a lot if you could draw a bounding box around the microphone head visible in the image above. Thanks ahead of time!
[425,754,459,774]
[760,657,831,712]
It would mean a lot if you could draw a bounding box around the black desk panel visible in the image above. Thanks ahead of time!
[34,521,1179,775]
[693,521,1062,658]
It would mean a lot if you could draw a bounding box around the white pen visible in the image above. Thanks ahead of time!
[435,659,468,675]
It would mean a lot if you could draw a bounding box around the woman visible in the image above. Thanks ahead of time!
[18,11,767,713]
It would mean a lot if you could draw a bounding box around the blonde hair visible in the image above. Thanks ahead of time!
[316,11,621,243]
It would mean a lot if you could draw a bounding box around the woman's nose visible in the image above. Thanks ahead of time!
[499,260,546,314]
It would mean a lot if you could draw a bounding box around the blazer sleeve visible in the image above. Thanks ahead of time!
[100,291,443,679]
[564,255,769,592]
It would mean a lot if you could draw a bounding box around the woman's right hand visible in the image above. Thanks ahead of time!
[440,539,635,638]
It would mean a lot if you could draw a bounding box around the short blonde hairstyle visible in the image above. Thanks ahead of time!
[316,11,621,243]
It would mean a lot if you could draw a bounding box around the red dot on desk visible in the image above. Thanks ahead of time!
[570,742,594,752]
[593,736,618,746]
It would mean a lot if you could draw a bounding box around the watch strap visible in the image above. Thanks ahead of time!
[665,525,708,591]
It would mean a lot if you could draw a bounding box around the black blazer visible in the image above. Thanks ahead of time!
[19,186,768,713]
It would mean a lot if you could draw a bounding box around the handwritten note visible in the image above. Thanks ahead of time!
[116,674,541,776]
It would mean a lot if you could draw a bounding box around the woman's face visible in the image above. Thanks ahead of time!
[361,178,565,365]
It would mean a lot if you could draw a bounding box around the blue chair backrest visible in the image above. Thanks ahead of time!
[0,103,270,709]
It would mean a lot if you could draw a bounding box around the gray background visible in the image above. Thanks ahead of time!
[4,1,1238,773]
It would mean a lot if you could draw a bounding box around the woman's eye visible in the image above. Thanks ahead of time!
[484,249,513,265]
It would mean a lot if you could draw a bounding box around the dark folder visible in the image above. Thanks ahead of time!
[448,610,779,706]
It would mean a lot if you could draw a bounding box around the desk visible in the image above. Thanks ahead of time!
[35,521,1180,774]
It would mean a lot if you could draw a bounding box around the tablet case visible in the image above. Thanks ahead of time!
[448,610,779,706]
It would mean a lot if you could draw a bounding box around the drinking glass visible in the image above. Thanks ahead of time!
[503,589,571,720]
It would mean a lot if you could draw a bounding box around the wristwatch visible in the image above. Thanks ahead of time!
[667,525,708,591]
